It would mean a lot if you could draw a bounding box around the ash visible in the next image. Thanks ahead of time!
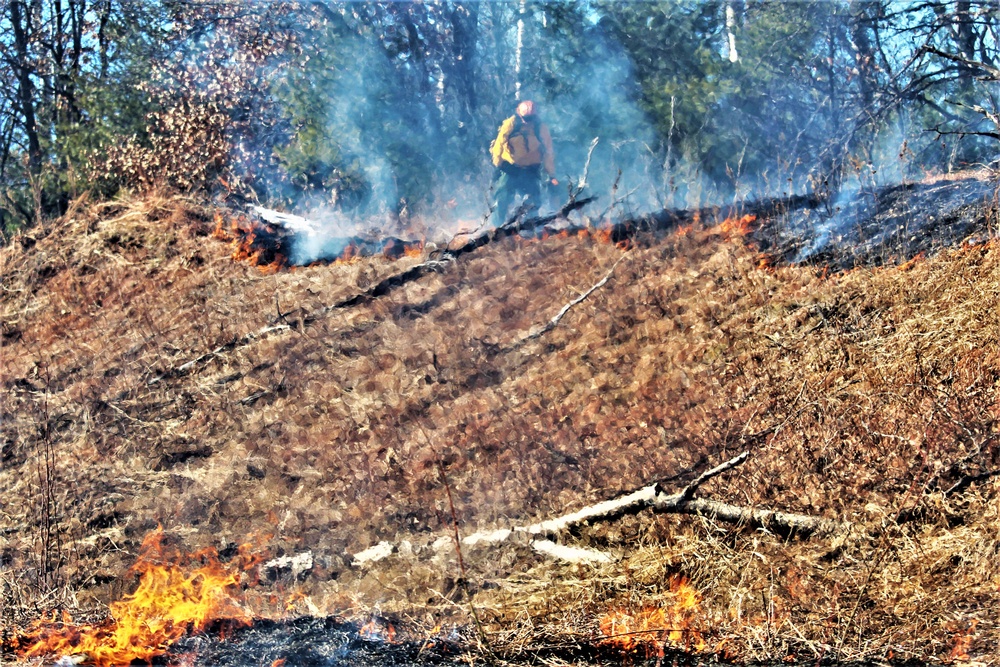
[753,176,997,269]
[168,617,471,667]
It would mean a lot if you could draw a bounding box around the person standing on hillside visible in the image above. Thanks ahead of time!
[489,100,558,224]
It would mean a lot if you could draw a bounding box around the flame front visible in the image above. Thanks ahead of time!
[598,577,706,654]
[358,617,398,643]
[16,530,251,667]
[713,213,757,239]
[214,211,289,273]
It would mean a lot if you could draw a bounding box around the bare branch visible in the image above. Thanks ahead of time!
[457,450,850,554]
[517,253,628,344]
[569,137,599,200]
[930,127,1000,141]
[676,450,749,502]
[943,470,1000,497]
[922,45,1000,80]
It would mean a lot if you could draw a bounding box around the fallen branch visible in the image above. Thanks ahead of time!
[149,197,600,384]
[472,451,753,540]
[676,450,749,502]
[460,451,848,553]
[148,323,291,384]
[305,257,455,317]
[654,496,845,536]
[516,253,628,344]
[350,452,849,569]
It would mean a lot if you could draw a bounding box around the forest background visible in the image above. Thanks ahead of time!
[1,0,999,236]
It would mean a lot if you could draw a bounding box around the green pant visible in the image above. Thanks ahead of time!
[493,163,542,225]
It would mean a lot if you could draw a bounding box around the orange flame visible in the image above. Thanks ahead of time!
[593,227,614,245]
[381,238,425,260]
[358,617,398,643]
[212,212,231,242]
[948,619,977,662]
[283,590,308,613]
[339,243,362,263]
[598,577,706,654]
[574,225,632,249]
[15,530,252,667]
[214,211,289,273]
[712,214,757,239]
[897,251,926,272]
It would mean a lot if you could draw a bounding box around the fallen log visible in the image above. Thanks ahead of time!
[445,196,598,253]
[458,451,851,549]
[609,191,826,243]
[352,452,850,569]
[655,496,845,537]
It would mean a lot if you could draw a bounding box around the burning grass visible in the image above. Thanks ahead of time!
[12,530,254,666]
[211,208,429,273]
[1,189,999,664]
[598,577,707,654]
[213,211,289,274]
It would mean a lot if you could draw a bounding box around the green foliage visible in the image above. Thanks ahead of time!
[268,7,475,213]
[595,1,835,191]
[58,73,156,197]
[2,0,999,234]
[0,0,168,231]
[269,20,350,201]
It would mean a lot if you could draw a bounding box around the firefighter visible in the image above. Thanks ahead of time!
[490,99,558,224]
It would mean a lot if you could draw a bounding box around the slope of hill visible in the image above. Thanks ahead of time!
[1,185,999,663]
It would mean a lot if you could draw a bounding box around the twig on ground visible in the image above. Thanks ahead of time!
[148,323,291,384]
[943,470,1000,496]
[515,253,628,345]
[103,400,157,426]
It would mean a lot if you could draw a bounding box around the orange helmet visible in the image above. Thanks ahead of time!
[516,100,537,119]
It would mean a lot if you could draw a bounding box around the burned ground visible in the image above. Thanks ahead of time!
[1,177,999,664]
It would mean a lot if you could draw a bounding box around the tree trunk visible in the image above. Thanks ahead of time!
[449,2,479,134]
[849,1,879,110]
[10,0,43,178]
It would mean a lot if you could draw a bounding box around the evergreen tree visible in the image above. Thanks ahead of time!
[3,0,998,237]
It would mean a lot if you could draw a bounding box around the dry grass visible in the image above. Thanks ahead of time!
[1,189,998,663]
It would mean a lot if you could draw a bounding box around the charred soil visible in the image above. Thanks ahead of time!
[1,176,999,665]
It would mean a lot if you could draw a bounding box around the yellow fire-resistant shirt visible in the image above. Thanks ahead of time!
[490,116,556,177]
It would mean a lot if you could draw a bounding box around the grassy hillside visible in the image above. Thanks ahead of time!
[1,189,999,663]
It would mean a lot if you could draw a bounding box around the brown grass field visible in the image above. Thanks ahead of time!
[1,186,999,664]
